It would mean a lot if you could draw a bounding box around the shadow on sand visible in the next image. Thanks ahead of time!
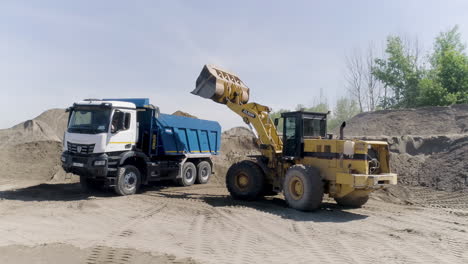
[142,187,369,223]
[0,182,368,223]
[0,183,113,201]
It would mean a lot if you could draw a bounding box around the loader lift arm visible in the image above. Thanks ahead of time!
[192,65,283,162]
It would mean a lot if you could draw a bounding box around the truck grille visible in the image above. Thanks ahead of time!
[67,142,95,154]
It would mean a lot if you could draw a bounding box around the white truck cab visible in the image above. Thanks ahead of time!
[61,98,221,196]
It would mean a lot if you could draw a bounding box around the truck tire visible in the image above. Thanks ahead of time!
[283,165,324,211]
[226,160,264,201]
[195,161,211,184]
[114,165,141,196]
[334,194,369,208]
[177,162,197,186]
[79,176,103,192]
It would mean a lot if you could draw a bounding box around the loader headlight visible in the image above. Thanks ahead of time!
[93,160,106,166]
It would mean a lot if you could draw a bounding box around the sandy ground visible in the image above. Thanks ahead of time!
[1,180,467,264]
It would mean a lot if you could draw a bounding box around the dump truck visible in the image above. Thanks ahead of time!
[192,65,397,211]
[61,98,221,195]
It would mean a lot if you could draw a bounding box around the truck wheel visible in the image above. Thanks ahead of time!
[334,194,369,208]
[80,176,103,192]
[177,162,197,186]
[226,160,264,201]
[195,161,211,184]
[283,165,324,211]
[114,165,141,196]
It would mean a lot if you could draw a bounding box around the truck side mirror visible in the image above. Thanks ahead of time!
[274,118,279,127]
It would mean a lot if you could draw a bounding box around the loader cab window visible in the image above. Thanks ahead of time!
[303,118,326,138]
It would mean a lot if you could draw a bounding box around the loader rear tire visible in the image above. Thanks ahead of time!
[283,165,324,211]
[334,194,369,208]
[226,160,264,201]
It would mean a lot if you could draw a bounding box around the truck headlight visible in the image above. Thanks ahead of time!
[94,160,106,166]
[61,156,66,162]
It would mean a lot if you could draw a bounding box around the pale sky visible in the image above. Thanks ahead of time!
[1,0,468,130]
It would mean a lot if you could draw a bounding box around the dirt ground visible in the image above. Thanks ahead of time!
[1,106,468,263]
[0,180,467,264]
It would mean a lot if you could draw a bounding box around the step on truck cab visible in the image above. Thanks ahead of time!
[61,98,221,195]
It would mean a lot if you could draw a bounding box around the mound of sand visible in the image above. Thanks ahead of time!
[212,127,260,185]
[343,104,468,137]
[343,104,468,192]
[0,109,69,183]
[172,111,198,119]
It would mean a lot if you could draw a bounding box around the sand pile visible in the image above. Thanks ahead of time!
[0,109,69,183]
[172,111,198,119]
[211,127,260,185]
[343,104,468,192]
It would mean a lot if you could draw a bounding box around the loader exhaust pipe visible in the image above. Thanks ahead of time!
[339,122,346,140]
[191,64,250,105]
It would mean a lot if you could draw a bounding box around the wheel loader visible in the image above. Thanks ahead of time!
[192,65,397,211]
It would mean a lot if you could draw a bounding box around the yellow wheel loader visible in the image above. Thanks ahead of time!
[192,65,397,211]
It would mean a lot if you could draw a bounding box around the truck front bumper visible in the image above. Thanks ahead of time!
[336,173,398,189]
[61,152,109,178]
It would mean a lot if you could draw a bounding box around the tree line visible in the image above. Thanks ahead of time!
[271,25,468,132]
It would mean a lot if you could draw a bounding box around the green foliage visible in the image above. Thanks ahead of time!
[371,26,468,108]
[420,26,468,105]
[270,99,359,135]
[372,36,423,108]
[295,102,329,113]
[328,98,360,131]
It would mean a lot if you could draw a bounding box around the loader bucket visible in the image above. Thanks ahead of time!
[192,64,250,104]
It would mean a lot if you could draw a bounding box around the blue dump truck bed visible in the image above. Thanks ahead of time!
[155,114,221,156]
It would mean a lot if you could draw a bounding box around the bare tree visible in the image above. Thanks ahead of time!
[345,49,365,112]
[364,44,382,111]
[345,45,383,112]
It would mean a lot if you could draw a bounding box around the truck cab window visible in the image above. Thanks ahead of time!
[111,111,125,133]
[124,113,131,130]
[68,108,111,134]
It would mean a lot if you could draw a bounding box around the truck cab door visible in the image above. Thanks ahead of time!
[107,109,137,152]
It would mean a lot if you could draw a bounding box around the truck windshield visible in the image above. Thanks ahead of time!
[68,108,111,134]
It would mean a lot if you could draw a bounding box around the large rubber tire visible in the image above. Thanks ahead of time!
[114,165,141,196]
[226,160,265,201]
[334,194,369,208]
[177,162,197,186]
[283,165,324,211]
[79,176,103,192]
[195,161,211,184]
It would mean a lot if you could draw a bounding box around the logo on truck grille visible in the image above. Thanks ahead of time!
[67,142,95,154]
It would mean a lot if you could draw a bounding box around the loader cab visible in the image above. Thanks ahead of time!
[281,111,328,158]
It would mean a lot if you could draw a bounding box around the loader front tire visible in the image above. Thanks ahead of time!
[226,160,264,201]
[283,165,324,211]
[334,194,369,208]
